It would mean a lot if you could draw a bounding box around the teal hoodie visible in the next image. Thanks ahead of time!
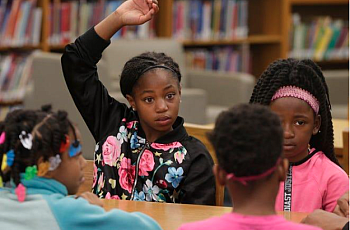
[0,176,162,230]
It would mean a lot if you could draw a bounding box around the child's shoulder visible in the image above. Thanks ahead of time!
[312,151,347,177]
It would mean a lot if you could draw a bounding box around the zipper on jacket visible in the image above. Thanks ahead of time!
[130,141,150,200]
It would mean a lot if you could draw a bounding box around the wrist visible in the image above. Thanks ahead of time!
[113,9,124,29]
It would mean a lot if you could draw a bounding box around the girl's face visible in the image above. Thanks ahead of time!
[127,69,181,142]
[50,127,87,195]
[270,97,320,163]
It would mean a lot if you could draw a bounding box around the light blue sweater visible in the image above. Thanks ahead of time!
[0,176,162,230]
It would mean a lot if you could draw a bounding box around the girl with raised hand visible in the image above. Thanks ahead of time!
[61,0,215,204]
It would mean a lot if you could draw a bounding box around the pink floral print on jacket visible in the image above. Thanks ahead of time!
[118,157,135,193]
[138,149,155,176]
[102,136,120,166]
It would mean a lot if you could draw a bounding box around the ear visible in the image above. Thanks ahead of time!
[213,164,226,186]
[312,114,321,135]
[178,84,182,97]
[277,158,289,182]
[126,94,136,110]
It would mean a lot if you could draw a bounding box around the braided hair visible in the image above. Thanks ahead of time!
[120,52,182,97]
[249,58,337,165]
[0,107,49,186]
[208,104,283,180]
[0,106,75,186]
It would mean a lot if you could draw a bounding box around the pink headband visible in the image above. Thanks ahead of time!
[226,158,281,186]
[271,86,319,114]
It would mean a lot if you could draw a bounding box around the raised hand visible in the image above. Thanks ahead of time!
[116,0,159,26]
[95,0,159,41]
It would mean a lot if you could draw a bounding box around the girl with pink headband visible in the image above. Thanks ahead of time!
[250,58,348,213]
[178,104,321,230]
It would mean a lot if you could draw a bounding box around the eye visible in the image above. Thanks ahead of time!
[166,93,175,100]
[144,97,154,103]
[295,120,305,126]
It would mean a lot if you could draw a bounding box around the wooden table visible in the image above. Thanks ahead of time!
[103,200,309,230]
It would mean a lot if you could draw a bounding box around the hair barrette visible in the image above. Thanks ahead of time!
[48,155,61,171]
[6,149,15,167]
[24,165,37,180]
[69,140,82,158]
[19,131,33,150]
[15,183,26,202]
[37,162,50,176]
[59,135,70,153]
[0,132,5,145]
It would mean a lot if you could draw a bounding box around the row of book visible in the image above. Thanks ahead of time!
[289,14,349,61]
[0,0,42,47]
[173,0,248,41]
[49,0,156,46]
[0,52,34,103]
[185,46,250,73]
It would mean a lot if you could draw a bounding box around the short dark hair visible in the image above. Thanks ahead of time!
[120,52,181,97]
[208,104,283,177]
[249,58,338,165]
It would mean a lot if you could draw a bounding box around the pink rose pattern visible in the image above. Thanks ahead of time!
[92,163,97,188]
[102,136,120,166]
[118,157,135,193]
[105,192,121,200]
[151,142,183,151]
[138,149,155,176]
[93,118,196,203]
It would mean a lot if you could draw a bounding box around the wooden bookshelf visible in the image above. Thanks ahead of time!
[281,0,349,71]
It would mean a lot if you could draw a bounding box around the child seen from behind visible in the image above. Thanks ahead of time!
[178,104,321,230]
[250,58,348,212]
[0,107,161,230]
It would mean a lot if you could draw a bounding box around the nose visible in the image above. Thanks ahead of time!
[283,123,294,139]
[155,99,168,113]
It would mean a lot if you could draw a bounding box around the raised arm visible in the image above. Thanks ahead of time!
[61,0,159,141]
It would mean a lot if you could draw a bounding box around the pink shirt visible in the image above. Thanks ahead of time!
[177,212,321,230]
[275,150,349,212]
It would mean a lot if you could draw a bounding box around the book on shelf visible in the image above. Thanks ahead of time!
[0,0,42,47]
[0,52,35,104]
[173,0,248,41]
[47,0,155,46]
[289,14,349,61]
[185,45,251,73]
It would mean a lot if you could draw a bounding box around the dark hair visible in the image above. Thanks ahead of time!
[208,104,283,179]
[249,58,338,165]
[0,105,75,186]
[120,52,182,97]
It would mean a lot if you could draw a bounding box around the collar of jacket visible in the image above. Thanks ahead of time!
[136,116,188,144]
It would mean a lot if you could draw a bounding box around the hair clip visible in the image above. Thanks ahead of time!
[59,135,70,153]
[68,140,82,158]
[24,165,37,180]
[19,131,33,150]
[37,162,50,176]
[48,155,61,171]
[0,132,5,145]
[15,183,26,202]
[6,149,15,167]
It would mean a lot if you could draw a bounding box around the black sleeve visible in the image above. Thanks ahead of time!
[343,222,349,230]
[180,139,216,205]
[61,27,128,141]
